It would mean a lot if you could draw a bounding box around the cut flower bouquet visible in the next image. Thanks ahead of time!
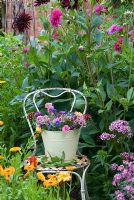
[30,103,91,133]
[28,102,91,160]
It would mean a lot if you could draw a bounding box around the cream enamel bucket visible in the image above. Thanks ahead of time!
[41,129,80,161]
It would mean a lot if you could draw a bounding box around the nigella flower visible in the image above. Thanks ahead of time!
[13,12,32,33]
[34,0,50,6]
[50,9,62,28]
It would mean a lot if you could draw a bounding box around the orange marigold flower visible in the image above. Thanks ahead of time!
[57,172,71,182]
[0,155,5,159]
[43,179,58,188]
[9,147,21,152]
[37,172,45,182]
[65,166,76,171]
[0,121,4,126]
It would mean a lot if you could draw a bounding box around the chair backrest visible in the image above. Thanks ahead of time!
[23,88,87,154]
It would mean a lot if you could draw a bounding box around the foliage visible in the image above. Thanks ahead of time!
[0,0,134,199]
[0,140,71,200]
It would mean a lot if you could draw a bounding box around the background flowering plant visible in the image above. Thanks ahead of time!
[32,103,91,132]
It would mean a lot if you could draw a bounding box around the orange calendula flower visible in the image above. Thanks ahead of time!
[37,172,46,182]
[0,121,4,126]
[43,179,58,188]
[24,164,35,178]
[4,167,16,175]
[65,166,76,171]
[9,147,21,152]
[0,155,4,159]
[24,164,35,171]
[36,126,42,133]
[47,174,57,180]
[0,166,15,181]
[24,171,30,178]
[57,172,71,182]
[0,165,4,175]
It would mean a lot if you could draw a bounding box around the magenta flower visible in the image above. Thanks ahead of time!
[117,26,124,32]
[53,32,63,40]
[107,24,124,35]
[107,24,118,35]
[94,4,107,15]
[50,9,62,28]
[62,125,70,132]
[22,47,30,54]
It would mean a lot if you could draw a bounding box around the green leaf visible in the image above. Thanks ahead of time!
[105,100,112,111]
[78,142,94,148]
[91,15,104,29]
[21,77,29,90]
[127,87,134,101]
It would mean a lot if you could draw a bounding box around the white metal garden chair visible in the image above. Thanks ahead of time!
[23,88,90,200]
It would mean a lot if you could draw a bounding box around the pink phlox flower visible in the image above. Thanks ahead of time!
[94,4,107,15]
[36,116,46,125]
[114,190,125,200]
[111,163,119,170]
[50,8,62,27]
[117,165,124,171]
[62,125,70,132]
[112,173,123,186]
[124,186,134,195]
[109,119,132,135]
[23,47,30,54]
[100,132,116,140]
